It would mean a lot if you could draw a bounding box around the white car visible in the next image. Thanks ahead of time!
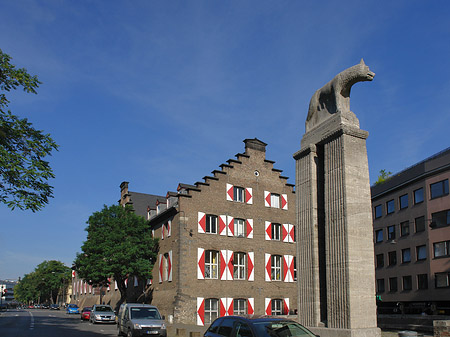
[90,304,116,324]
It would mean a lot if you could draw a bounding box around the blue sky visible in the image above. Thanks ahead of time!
[1,0,449,280]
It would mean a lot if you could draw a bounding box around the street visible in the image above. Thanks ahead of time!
[0,308,118,337]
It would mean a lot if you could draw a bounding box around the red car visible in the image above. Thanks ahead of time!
[80,307,92,321]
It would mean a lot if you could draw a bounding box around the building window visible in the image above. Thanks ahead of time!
[375,229,383,243]
[293,256,297,281]
[271,299,283,316]
[388,251,397,266]
[403,276,412,291]
[164,253,169,281]
[271,193,280,209]
[399,194,409,209]
[374,205,382,219]
[272,223,281,241]
[414,188,424,204]
[234,218,246,237]
[417,274,428,290]
[206,215,218,234]
[389,277,398,292]
[234,186,245,202]
[416,245,427,261]
[271,255,282,281]
[387,225,396,240]
[377,279,385,293]
[204,299,219,324]
[233,299,247,315]
[205,250,219,279]
[401,221,410,236]
[415,216,425,232]
[233,252,246,280]
[431,209,450,228]
[435,272,450,288]
[433,241,450,258]
[386,200,395,214]
[376,254,384,268]
[430,179,449,199]
[402,248,411,263]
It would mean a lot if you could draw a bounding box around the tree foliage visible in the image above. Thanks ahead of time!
[0,49,58,212]
[374,169,393,186]
[74,204,158,305]
[14,260,71,304]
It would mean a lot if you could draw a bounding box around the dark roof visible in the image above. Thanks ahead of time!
[126,191,165,218]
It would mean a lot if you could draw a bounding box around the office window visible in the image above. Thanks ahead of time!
[272,223,281,241]
[431,209,450,228]
[433,241,450,258]
[435,272,450,288]
[233,252,246,280]
[399,194,409,209]
[374,205,382,219]
[271,299,283,316]
[376,254,384,268]
[204,298,219,324]
[401,221,410,236]
[234,218,246,237]
[377,279,385,293]
[233,299,247,315]
[205,250,219,279]
[416,245,427,260]
[403,276,412,291]
[388,251,397,266]
[430,179,449,199]
[387,200,395,214]
[417,274,428,290]
[402,248,411,263]
[415,216,425,232]
[414,188,424,204]
[271,255,282,281]
[375,229,383,243]
[206,215,218,234]
[389,277,398,292]
[271,193,280,209]
[388,225,396,240]
[234,186,245,202]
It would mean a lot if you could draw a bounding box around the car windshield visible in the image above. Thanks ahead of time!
[130,308,161,320]
[83,308,92,312]
[253,321,316,337]
[95,306,113,312]
[69,304,78,308]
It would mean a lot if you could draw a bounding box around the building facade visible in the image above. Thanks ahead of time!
[371,148,450,314]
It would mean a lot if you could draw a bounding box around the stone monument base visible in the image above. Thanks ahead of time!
[308,327,381,337]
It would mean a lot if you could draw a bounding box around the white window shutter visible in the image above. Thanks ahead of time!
[282,194,288,210]
[197,248,205,280]
[158,254,163,283]
[245,187,253,204]
[248,298,254,315]
[264,191,271,207]
[265,253,271,281]
[226,297,233,316]
[265,221,272,240]
[227,250,233,281]
[248,252,254,281]
[168,250,173,282]
[220,250,228,281]
[265,298,272,315]
[226,183,234,201]
[197,297,205,326]
[283,298,290,315]
[246,219,253,239]
[219,215,227,236]
[227,216,234,237]
[282,224,289,242]
[168,220,172,237]
[198,212,206,233]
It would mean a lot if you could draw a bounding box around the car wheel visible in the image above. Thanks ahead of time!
[127,329,133,337]
[117,326,123,336]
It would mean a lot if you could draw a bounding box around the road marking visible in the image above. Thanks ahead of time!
[28,311,34,330]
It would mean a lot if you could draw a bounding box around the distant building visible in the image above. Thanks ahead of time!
[0,280,17,307]
[371,148,450,314]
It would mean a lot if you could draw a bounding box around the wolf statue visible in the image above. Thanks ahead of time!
[305,59,375,132]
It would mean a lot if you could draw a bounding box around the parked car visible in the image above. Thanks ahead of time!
[50,304,60,310]
[90,304,116,324]
[117,303,166,337]
[66,304,80,314]
[204,316,317,337]
[81,307,92,321]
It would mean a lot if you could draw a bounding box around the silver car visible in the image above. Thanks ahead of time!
[117,303,166,337]
[90,304,116,324]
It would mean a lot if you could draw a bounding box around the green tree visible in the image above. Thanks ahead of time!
[0,49,58,212]
[14,273,39,304]
[74,204,158,307]
[374,169,392,185]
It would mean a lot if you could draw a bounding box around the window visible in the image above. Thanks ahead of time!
[376,254,384,268]
[417,274,428,290]
[435,272,450,288]
[415,216,425,232]
[399,194,409,209]
[431,209,450,228]
[402,248,411,263]
[233,299,247,315]
[389,277,398,292]
[388,251,397,266]
[387,225,396,240]
[271,193,280,209]
[377,279,385,293]
[204,299,219,324]
[206,215,218,234]
[401,221,410,237]
[374,205,382,219]
[430,179,449,199]
[387,200,395,214]
[234,218,246,237]
[414,188,424,204]
[271,255,282,281]
[433,241,450,258]
[235,322,252,337]
[217,317,234,336]
[403,276,412,291]
[205,250,219,279]
[233,252,246,280]
[163,253,169,281]
[416,245,427,260]
[272,223,281,241]
[375,229,383,243]
[293,256,297,281]
[234,186,245,202]
[271,299,283,316]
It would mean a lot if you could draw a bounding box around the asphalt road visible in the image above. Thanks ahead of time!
[0,308,118,337]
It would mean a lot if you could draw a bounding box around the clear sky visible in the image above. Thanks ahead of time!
[1,0,449,280]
